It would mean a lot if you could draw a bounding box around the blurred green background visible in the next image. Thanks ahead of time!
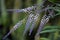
[0,0,60,40]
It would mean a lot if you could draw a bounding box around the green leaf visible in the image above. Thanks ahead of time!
[40,29,59,34]
[55,12,60,16]
[43,26,60,30]
[53,7,60,12]
[40,38,50,40]
[48,0,60,3]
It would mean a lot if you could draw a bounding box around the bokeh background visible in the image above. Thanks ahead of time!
[0,0,60,40]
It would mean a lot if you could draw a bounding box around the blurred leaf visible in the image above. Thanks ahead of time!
[54,31,59,40]
[56,3,60,6]
[40,29,59,34]
[40,38,50,40]
[0,17,2,24]
[43,26,60,30]
[25,0,32,7]
[48,0,60,3]
[37,0,43,4]
[53,7,60,12]
[12,0,22,24]
[1,0,8,25]
[54,12,60,17]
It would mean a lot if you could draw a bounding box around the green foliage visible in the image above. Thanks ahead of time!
[48,0,60,3]
[0,0,60,40]
[40,38,50,40]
